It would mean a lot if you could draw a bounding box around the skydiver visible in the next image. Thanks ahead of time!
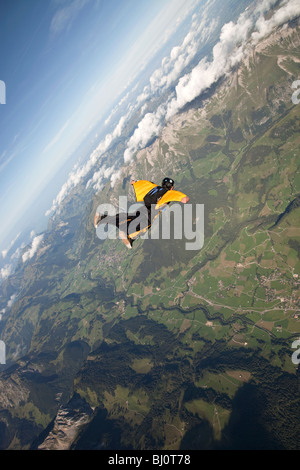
[94,177,189,249]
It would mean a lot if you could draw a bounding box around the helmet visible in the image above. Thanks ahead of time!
[162,177,174,189]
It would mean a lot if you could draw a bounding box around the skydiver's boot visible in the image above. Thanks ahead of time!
[94,212,105,228]
[119,231,132,249]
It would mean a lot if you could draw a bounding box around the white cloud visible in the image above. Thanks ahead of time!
[0,264,13,280]
[136,1,216,105]
[86,164,117,191]
[166,0,300,120]
[165,9,255,119]
[7,293,16,308]
[11,242,26,261]
[50,0,90,36]
[46,110,131,215]
[122,1,220,162]
[0,293,17,319]
[136,87,150,106]
[105,92,131,127]
[22,234,44,263]
[110,169,122,188]
[1,232,21,259]
[123,0,300,162]
[124,105,165,163]
[251,0,300,43]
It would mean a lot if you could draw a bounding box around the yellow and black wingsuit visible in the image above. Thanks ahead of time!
[97,179,188,247]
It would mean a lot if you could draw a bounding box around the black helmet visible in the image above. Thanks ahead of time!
[162,177,174,189]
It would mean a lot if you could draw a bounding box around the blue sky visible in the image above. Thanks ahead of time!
[0,0,197,253]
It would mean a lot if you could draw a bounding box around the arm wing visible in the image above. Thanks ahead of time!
[132,180,158,202]
[155,190,188,208]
